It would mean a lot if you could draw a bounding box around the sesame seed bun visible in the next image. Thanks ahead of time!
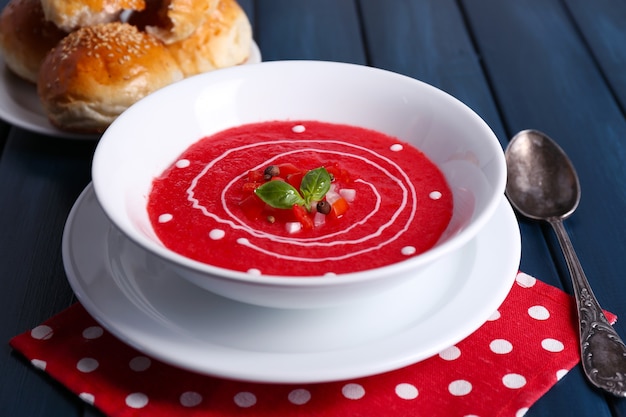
[0,0,68,83]
[40,0,146,32]
[164,0,252,77]
[37,22,183,133]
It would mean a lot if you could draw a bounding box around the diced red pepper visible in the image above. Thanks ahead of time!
[277,163,302,177]
[328,196,349,220]
[247,169,264,183]
[241,182,262,194]
[325,163,351,183]
[292,204,314,230]
[239,194,265,221]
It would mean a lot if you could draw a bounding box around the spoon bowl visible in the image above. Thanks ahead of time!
[505,129,626,397]
[505,130,580,220]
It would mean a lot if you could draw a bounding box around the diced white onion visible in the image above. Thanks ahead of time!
[325,190,341,204]
[339,188,356,202]
[314,211,326,227]
[285,221,302,234]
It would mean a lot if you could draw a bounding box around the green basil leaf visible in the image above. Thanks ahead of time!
[254,181,305,209]
[300,167,331,204]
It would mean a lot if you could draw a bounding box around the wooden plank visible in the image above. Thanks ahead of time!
[566,12,626,412]
[461,0,626,299]
[237,0,253,20]
[564,0,626,112]
[0,131,94,417]
[461,0,626,415]
[530,365,613,417]
[359,0,505,139]
[253,0,366,63]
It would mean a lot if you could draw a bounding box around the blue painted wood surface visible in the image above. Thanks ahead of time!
[0,0,625,416]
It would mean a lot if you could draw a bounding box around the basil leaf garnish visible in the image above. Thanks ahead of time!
[300,167,331,205]
[255,181,305,209]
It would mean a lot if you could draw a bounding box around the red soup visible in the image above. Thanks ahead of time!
[147,121,453,276]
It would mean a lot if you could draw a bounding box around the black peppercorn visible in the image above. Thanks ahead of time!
[263,165,280,180]
[316,200,331,215]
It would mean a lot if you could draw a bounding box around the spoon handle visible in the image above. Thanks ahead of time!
[550,219,626,397]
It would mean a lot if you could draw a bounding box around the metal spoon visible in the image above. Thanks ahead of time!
[505,129,626,397]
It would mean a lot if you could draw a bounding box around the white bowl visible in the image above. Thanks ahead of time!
[92,60,506,309]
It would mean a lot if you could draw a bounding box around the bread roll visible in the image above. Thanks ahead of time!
[156,0,251,77]
[40,0,146,32]
[130,0,219,44]
[0,0,68,83]
[37,22,183,133]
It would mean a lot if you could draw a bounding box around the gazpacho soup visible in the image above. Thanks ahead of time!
[147,121,453,276]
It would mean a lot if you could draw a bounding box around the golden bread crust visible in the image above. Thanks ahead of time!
[37,22,183,133]
[165,0,251,76]
[0,0,68,83]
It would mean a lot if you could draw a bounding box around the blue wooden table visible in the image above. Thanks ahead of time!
[1,1,626,415]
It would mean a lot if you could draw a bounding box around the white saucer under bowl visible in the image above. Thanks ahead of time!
[62,184,520,383]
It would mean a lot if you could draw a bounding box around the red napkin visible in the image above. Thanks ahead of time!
[10,272,617,417]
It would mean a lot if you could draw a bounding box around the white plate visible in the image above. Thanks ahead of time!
[0,41,261,139]
[63,184,520,383]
